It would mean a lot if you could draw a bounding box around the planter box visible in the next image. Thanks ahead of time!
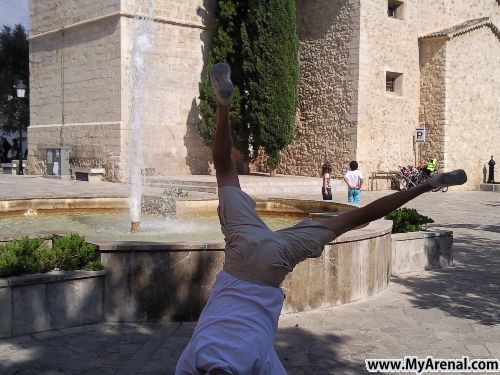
[0,270,106,339]
[391,230,453,274]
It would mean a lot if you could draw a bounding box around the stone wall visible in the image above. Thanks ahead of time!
[122,0,210,25]
[419,37,447,169]
[445,26,500,190]
[29,0,120,35]
[278,0,360,178]
[28,0,123,179]
[356,0,420,187]
[0,270,106,339]
[418,0,498,35]
[119,2,213,177]
[28,0,499,187]
[28,0,213,180]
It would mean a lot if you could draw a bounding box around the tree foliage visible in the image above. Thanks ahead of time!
[198,1,250,161]
[0,24,29,134]
[242,0,299,170]
[198,0,299,172]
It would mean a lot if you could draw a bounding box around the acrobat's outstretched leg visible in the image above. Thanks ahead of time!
[324,170,467,236]
[210,63,239,189]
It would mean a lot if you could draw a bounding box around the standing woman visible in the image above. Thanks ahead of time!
[322,162,333,200]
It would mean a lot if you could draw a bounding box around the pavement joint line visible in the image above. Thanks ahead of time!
[117,322,181,374]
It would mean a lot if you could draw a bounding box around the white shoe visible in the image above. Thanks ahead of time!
[210,63,234,106]
[428,169,467,188]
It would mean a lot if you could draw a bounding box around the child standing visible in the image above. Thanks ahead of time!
[322,162,332,200]
[344,160,363,204]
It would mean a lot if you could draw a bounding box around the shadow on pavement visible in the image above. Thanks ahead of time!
[392,231,500,326]
[276,327,362,374]
[0,323,358,374]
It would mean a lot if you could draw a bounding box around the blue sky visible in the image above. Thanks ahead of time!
[0,0,29,30]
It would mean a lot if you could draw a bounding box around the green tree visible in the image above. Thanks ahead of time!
[198,1,250,163]
[0,25,29,143]
[242,0,299,174]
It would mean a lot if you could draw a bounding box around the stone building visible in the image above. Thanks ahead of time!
[28,0,499,189]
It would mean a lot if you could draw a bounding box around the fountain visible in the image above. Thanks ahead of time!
[0,0,396,324]
[128,0,155,233]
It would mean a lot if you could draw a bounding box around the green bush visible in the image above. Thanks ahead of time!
[46,233,102,272]
[0,237,49,277]
[385,208,434,233]
[0,234,102,278]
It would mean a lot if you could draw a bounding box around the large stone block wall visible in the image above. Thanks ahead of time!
[28,13,122,178]
[29,33,63,126]
[28,123,122,181]
[419,37,447,169]
[418,0,498,35]
[29,0,120,35]
[445,26,500,190]
[28,0,499,186]
[122,0,211,26]
[28,0,213,180]
[278,0,360,177]
[356,0,420,185]
[119,4,212,177]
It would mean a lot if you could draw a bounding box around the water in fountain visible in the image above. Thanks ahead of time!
[128,0,155,231]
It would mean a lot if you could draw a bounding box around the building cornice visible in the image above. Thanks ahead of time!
[28,12,208,41]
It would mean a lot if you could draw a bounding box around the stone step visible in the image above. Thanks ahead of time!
[144,177,347,196]
[480,183,500,192]
[144,182,218,194]
[144,177,218,188]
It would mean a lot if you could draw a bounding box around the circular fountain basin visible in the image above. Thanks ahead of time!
[0,196,392,322]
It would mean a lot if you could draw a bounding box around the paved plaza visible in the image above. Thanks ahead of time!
[0,175,499,374]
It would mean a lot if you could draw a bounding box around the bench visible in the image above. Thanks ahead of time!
[1,161,27,175]
[369,170,399,191]
[73,168,105,183]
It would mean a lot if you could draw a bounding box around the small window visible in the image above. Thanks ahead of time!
[386,71,403,95]
[388,0,404,20]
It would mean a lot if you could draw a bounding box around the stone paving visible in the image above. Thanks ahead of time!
[0,175,499,374]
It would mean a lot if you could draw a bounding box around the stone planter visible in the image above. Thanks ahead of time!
[391,230,453,274]
[0,270,106,339]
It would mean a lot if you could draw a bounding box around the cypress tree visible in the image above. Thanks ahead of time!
[242,0,299,173]
[198,1,250,161]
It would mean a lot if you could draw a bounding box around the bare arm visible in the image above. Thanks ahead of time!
[343,177,354,189]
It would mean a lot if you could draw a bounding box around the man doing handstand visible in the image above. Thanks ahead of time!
[175,63,467,375]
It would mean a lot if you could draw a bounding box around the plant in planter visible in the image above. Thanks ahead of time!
[0,234,102,278]
[385,208,434,234]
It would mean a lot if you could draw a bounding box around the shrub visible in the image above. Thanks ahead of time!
[47,234,102,271]
[385,208,434,233]
[0,237,49,277]
[163,188,188,198]
[0,234,102,278]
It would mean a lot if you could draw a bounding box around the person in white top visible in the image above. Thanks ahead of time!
[175,63,467,375]
[344,161,363,204]
[322,161,332,200]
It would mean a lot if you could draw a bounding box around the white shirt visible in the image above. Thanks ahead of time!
[345,169,363,188]
[175,270,286,374]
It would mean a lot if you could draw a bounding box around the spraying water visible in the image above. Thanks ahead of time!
[128,1,155,230]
